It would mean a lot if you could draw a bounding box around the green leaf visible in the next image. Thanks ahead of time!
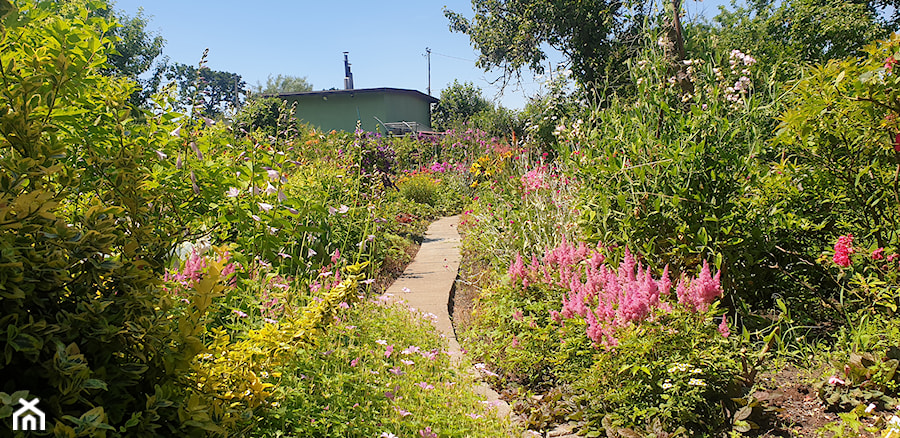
[123,412,142,428]
[82,379,107,391]
[8,332,41,352]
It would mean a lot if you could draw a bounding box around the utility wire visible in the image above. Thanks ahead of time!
[431,51,477,63]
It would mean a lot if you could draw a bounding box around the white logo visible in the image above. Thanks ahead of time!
[886,415,900,438]
[12,397,45,431]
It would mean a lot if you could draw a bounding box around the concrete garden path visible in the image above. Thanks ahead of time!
[382,216,579,437]
[382,216,512,417]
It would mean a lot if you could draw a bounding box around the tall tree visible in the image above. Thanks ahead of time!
[252,74,313,95]
[444,0,650,88]
[431,80,492,131]
[94,4,165,109]
[164,54,247,118]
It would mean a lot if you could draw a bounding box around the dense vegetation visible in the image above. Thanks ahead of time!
[2,0,900,436]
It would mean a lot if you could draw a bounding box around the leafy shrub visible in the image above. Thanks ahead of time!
[0,2,218,434]
[232,97,297,138]
[574,309,742,436]
[400,174,440,206]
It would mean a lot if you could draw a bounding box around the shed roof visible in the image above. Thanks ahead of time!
[272,87,439,104]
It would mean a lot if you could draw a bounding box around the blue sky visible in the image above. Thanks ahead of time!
[111,0,739,110]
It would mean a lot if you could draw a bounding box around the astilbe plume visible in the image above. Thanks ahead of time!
[509,241,724,348]
[675,261,722,312]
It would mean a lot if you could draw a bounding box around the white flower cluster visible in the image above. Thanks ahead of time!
[725,49,756,104]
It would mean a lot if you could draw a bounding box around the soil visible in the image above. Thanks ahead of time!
[753,364,886,438]
[449,258,482,338]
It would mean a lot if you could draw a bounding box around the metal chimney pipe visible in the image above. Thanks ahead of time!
[343,52,354,90]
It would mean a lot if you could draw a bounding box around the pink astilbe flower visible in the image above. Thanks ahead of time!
[718,316,730,338]
[544,240,724,349]
[833,234,854,267]
[508,253,527,285]
[676,261,723,312]
[165,250,207,286]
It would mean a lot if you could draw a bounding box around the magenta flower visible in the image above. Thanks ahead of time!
[833,234,854,267]
[232,309,248,318]
[872,247,885,261]
[419,427,437,438]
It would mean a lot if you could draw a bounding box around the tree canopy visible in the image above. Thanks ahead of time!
[444,0,649,88]
[164,55,247,118]
[431,80,492,131]
[252,74,313,95]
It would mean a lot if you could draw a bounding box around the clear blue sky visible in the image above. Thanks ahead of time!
[110,0,739,110]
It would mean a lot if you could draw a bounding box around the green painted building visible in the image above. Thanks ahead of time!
[277,87,439,134]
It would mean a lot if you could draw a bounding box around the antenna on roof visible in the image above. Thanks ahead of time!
[343,52,354,90]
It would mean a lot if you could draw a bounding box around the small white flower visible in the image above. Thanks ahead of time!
[258,202,273,212]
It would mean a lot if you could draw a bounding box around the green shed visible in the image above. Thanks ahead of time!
[277,87,439,134]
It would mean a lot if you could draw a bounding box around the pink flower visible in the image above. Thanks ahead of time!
[718,316,731,338]
[676,261,723,312]
[833,234,854,267]
[872,247,885,261]
[233,309,248,318]
[419,427,437,438]
[331,249,341,264]
[350,358,359,367]
[385,345,394,357]
[394,407,411,417]
[828,375,846,386]
[508,253,527,285]
[416,382,434,390]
